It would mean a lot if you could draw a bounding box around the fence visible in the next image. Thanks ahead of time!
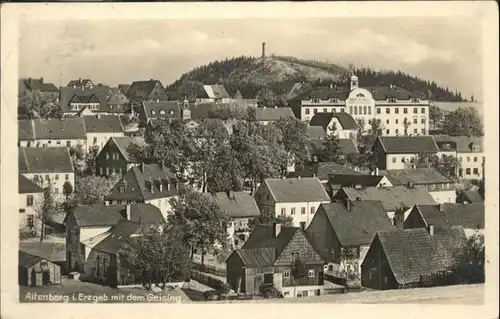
[190,261,227,278]
[190,270,226,290]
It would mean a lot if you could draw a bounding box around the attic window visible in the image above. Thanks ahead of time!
[411,98,420,103]
[388,98,397,103]
[356,93,365,98]
[119,186,126,193]
[169,110,174,115]
[444,144,450,149]
[151,110,156,115]
[312,98,320,103]
[160,110,166,115]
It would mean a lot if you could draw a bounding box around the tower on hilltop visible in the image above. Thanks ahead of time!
[262,42,266,58]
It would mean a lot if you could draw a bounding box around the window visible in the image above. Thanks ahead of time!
[368,106,372,114]
[301,207,306,214]
[473,168,479,175]
[45,175,50,181]
[421,108,426,114]
[291,208,296,215]
[27,195,34,207]
[466,168,471,175]
[65,174,69,181]
[308,269,315,278]
[413,128,418,134]
[401,157,406,162]
[349,106,353,114]
[412,108,417,114]
[386,129,390,135]
[323,108,327,113]
[93,137,98,144]
[363,106,367,114]
[421,118,425,124]
[467,157,471,162]
[55,174,59,180]
[56,141,61,145]
[120,186,125,193]
[474,157,478,162]
[395,108,399,114]
[106,153,110,159]
[106,167,109,175]
[340,108,345,113]
[413,118,418,124]
[66,141,71,147]
[99,167,104,175]
[313,108,318,114]
[332,108,337,113]
[312,98,320,103]
[395,119,399,124]
[54,188,59,194]
[27,215,34,228]
[386,108,390,114]
[151,110,156,115]
[389,98,397,103]
[305,108,310,115]
[354,106,358,115]
[386,119,390,124]
[283,270,290,279]
[377,108,381,114]
[160,110,166,115]
[281,208,286,215]
[395,129,399,135]
[403,108,408,114]
[310,206,315,214]
[421,129,425,135]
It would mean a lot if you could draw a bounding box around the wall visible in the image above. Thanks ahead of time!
[21,260,61,286]
[87,132,124,153]
[458,152,484,180]
[18,192,42,231]
[226,252,245,293]
[22,172,75,202]
[361,237,398,290]
[95,140,129,177]
[274,201,329,229]
[430,190,457,204]
[83,248,115,285]
[280,284,324,298]
[146,196,174,222]
[20,138,86,149]
[254,183,276,216]
[385,154,418,170]
[305,208,339,263]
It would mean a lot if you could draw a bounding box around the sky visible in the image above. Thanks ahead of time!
[19,17,482,100]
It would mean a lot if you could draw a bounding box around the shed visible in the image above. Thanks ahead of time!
[19,250,61,286]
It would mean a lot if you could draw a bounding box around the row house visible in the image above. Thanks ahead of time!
[209,191,261,248]
[253,107,295,125]
[361,226,467,290]
[289,75,430,136]
[104,163,180,220]
[308,112,358,139]
[82,115,124,152]
[18,118,87,148]
[226,224,325,298]
[372,135,440,170]
[18,175,43,234]
[18,147,76,201]
[306,200,394,281]
[95,136,146,177]
[379,168,456,204]
[254,177,331,229]
[195,85,231,104]
[19,77,59,102]
[67,78,95,90]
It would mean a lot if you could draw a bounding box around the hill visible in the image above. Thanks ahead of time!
[165,55,467,102]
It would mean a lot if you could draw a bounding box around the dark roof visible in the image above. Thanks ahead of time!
[189,103,220,120]
[306,126,326,139]
[118,84,131,95]
[414,203,484,229]
[307,138,359,156]
[19,119,87,140]
[379,168,452,185]
[375,136,439,154]
[127,80,168,101]
[254,107,295,122]
[59,87,109,113]
[91,220,142,255]
[142,101,181,123]
[340,185,436,212]
[296,85,425,102]
[82,115,123,133]
[459,190,484,203]
[449,136,484,153]
[21,78,58,92]
[19,241,66,263]
[111,136,146,162]
[231,248,276,267]
[19,147,74,174]
[288,162,362,180]
[320,201,394,246]
[211,192,261,218]
[375,227,466,285]
[71,203,164,227]
[432,135,454,143]
[309,112,358,131]
[67,79,94,87]
[263,178,330,203]
[106,164,178,202]
[19,250,43,267]
[295,86,349,101]
[328,174,388,188]
[106,88,129,106]
[19,174,43,193]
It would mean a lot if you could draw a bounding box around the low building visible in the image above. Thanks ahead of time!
[361,227,467,290]
[306,200,394,280]
[82,115,124,152]
[450,136,484,181]
[372,136,439,170]
[379,168,456,204]
[19,250,62,286]
[456,189,484,204]
[254,107,295,125]
[210,191,261,248]
[18,175,43,234]
[195,85,231,104]
[95,136,146,177]
[105,163,179,220]
[288,161,362,184]
[308,112,358,139]
[18,119,87,148]
[254,178,331,229]
[226,224,325,298]
[18,147,75,201]
[106,87,130,114]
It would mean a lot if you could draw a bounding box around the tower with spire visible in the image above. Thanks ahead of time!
[181,96,191,121]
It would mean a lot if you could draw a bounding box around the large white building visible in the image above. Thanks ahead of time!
[289,75,430,136]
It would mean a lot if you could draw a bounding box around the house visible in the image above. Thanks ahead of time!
[19,174,43,233]
[82,115,124,152]
[307,138,359,163]
[210,191,261,248]
[254,178,331,229]
[18,147,76,201]
[325,174,393,198]
[106,87,130,113]
[379,168,456,204]
[450,136,484,181]
[308,112,358,139]
[287,161,362,184]
[19,77,59,101]
[59,87,110,116]
[195,85,231,104]
[456,189,484,204]
[361,227,467,290]
[305,200,394,279]
[254,107,295,125]
[372,136,439,170]
[333,185,437,223]
[432,135,457,158]
[19,241,67,273]
[288,76,430,136]
[126,79,169,103]
[18,119,87,148]
[226,224,325,298]
[65,203,164,273]
[105,163,179,220]
[95,136,146,177]
[138,100,188,127]
[306,126,326,140]
[401,203,484,237]
[67,78,95,89]
[19,250,62,286]
[118,84,131,96]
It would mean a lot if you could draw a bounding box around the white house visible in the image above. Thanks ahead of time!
[308,112,358,139]
[18,175,43,233]
[82,115,125,152]
[450,136,484,181]
[18,119,87,149]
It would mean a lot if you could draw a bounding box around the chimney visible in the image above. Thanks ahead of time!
[79,77,82,84]
[126,204,131,220]
[262,42,266,58]
[438,203,444,211]
[345,199,352,211]
[40,77,43,83]
[272,222,281,238]
[428,224,434,236]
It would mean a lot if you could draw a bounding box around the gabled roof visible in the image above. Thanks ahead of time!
[19,119,87,140]
[414,203,484,229]
[19,147,74,174]
[110,136,146,162]
[449,136,484,153]
[59,87,109,113]
[18,120,35,141]
[19,241,66,263]
[19,250,43,267]
[319,201,394,246]
[142,101,181,123]
[70,203,164,227]
[231,248,276,267]
[263,178,330,203]
[309,112,358,131]
[339,185,436,212]
[127,80,168,101]
[459,190,484,203]
[67,79,94,87]
[306,126,326,139]
[307,138,359,156]
[202,85,230,99]
[106,88,129,106]
[211,192,261,218]
[90,220,143,255]
[375,136,439,154]
[328,174,388,188]
[19,174,43,194]
[375,227,466,285]
[106,164,178,202]
[21,78,58,93]
[118,84,131,95]
[82,115,123,133]
[379,168,452,185]
[288,162,362,181]
[254,107,295,122]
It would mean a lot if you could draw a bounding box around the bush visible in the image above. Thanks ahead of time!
[259,283,284,299]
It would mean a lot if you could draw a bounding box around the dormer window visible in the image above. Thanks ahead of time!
[388,98,397,103]
[444,144,450,149]
[167,183,171,191]
[472,144,480,152]
[311,98,320,103]
[119,186,126,193]
[411,98,420,103]
[330,98,338,103]
[356,93,365,98]
[160,110,166,115]
[169,110,174,115]
[151,110,156,115]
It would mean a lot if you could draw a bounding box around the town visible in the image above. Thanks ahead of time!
[17,44,485,303]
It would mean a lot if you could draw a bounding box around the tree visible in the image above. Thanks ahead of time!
[429,104,444,130]
[168,188,228,265]
[75,174,121,204]
[248,212,293,231]
[206,145,242,194]
[340,247,361,289]
[369,118,384,137]
[256,87,277,107]
[120,225,190,290]
[291,254,307,297]
[18,90,62,120]
[62,181,73,202]
[442,107,484,136]
[271,117,309,172]
[453,230,484,284]
[403,117,411,136]
[321,124,344,163]
[429,154,461,181]
[34,181,57,242]
[84,145,100,175]
[355,119,368,153]
[69,145,86,175]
